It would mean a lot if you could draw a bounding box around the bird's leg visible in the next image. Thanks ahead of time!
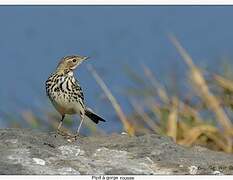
[74,112,84,139]
[77,117,84,134]
[57,115,64,130]
[55,115,65,137]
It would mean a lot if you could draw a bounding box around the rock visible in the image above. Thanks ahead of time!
[0,128,233,175]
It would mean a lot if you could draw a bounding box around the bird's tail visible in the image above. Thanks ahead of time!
[85,108,106,124]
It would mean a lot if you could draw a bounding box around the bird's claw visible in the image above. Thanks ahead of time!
[65,133,79,142]
[55,129,79,142]
[55,129,71,137]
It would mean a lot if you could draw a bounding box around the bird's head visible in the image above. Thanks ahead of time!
[56,55,89,74]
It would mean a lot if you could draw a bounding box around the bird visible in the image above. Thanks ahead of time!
[45,55,105,138]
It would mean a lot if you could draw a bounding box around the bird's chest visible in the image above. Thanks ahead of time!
[46,74,78,114]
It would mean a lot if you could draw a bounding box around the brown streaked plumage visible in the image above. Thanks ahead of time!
[45,55,105,138]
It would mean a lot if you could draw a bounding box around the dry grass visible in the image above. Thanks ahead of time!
[169,34,233,135]
[87,64,135,136]
[1,35,233,154]
[86,34,233,153]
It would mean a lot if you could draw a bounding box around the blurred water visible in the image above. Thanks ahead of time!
[0,6,233,132]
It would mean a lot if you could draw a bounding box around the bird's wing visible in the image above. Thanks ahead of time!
[70,76,85,107]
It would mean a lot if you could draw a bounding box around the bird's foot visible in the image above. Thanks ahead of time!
[64,133,79,142]
[74,133,80,140]
[54,129,80,142]
[55,129,72,138]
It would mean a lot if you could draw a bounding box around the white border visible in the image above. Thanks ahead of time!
[1,175,233,179]
[0,2,233,179]
[0,0,233,5]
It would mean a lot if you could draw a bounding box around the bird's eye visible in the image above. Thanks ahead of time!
[72,59,77,63]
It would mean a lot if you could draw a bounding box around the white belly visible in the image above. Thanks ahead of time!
[50,92,82,115]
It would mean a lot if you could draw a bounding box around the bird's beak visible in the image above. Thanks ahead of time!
[83,56,90,61]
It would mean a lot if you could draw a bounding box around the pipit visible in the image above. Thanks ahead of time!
[45,55,105,139]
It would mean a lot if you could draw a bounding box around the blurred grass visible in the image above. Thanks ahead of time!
[1,35,233,153]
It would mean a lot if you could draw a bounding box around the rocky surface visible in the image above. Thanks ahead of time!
[0,128,233,175]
